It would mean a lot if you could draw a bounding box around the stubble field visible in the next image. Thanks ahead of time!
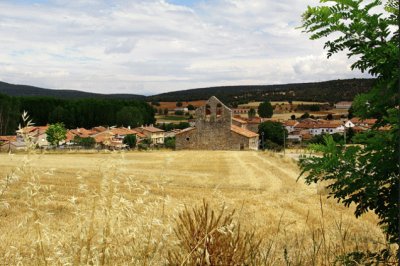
[0,151,390,265]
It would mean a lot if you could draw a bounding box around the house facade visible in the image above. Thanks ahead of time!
[175,96,258,150]
[135,126,165,144]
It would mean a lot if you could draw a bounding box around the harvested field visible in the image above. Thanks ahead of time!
[150,100,206,110]
[0,151,392,264]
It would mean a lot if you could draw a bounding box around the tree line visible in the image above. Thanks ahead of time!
[147,78,375,107]
[0,94,156,134]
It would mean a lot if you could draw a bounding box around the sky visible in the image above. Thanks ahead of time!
[0,0,372,95]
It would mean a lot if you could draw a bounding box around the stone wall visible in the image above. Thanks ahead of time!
[175,128,254,150]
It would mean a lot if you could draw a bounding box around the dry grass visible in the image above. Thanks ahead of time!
[0,150,396,265]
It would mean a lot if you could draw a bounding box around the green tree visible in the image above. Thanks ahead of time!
[300,112,310,119]
[326,113,333,120]
[116,106,143,127]
[248,108,256,119]
[176,101,183,107]
[164,136,175,149]
[123,134,137,149]
[299,0,399,246]
[46,123,67,147]
[257,101,273,118]
[258,121,288,149]
[73,136,95,148]
[0,93,20,135]
[187,104,195,111]
[163,108,169,115]
[290,114,296,120]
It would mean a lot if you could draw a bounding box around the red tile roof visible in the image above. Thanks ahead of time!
[136,126,164,133]
[284,120,298,126]
[110,127,140,136]
[350,117,377,125]
[175,127,196,135]
[231,125,258,138]
[0,135,17,142]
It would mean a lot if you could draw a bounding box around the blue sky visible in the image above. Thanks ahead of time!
[0,0,371,95]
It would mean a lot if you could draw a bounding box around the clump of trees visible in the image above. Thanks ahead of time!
[18,97,155,129]
[0,93,20,135]
[298,0,399,253]
[258,121,287,151]
[73,136,96,148]
[158,122,190,131]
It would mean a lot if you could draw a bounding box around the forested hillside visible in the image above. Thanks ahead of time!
[0,81,145,100]
[0,79,374,107]
[148,78,375,106]
[0,94,155,134]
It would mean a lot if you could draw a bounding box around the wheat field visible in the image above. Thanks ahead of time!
[0,151,392,265]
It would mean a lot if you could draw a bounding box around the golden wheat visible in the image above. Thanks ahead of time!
[0,150,396,265]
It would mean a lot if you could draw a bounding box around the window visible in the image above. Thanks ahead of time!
[205,104,211,115]
[216,103,222,116]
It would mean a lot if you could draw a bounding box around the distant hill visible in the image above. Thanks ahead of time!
[0,81,145,100]
[0,78,375,106]
[148,78,375,106]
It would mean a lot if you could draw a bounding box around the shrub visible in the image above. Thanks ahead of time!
[137,143,148,150]
[164,137,175,149]
[73,136,96,148]
[168,200,262,265]
[123,134,137,149]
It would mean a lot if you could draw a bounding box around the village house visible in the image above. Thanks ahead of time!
[0,136,18,152]
[350,117,377,127]
[134,125,165,144]
[292,119,345,136]
[16,126,49,148]
[175,96,258,150]
[283,120,299,133]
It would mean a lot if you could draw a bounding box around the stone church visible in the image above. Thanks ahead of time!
[175,96,259,150]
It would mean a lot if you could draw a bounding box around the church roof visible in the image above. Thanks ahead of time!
[231,125,258,138]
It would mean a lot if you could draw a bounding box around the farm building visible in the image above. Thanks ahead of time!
[175,96,258,150]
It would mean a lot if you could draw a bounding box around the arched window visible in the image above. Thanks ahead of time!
[216,103,222,116]
[205,104,211,115]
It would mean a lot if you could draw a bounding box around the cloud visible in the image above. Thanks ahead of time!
[0,0,372,95]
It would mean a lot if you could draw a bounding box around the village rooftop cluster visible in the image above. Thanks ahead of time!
[0,97,384,152]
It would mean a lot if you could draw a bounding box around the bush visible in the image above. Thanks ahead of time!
[164,137,175,149]
[300,112,310,119]
[264,140,283,151]
[123,134,137,149]
[137,143,148,150]
[168,200,262,265]
[73,136,96,148]
[174,110,184,116]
